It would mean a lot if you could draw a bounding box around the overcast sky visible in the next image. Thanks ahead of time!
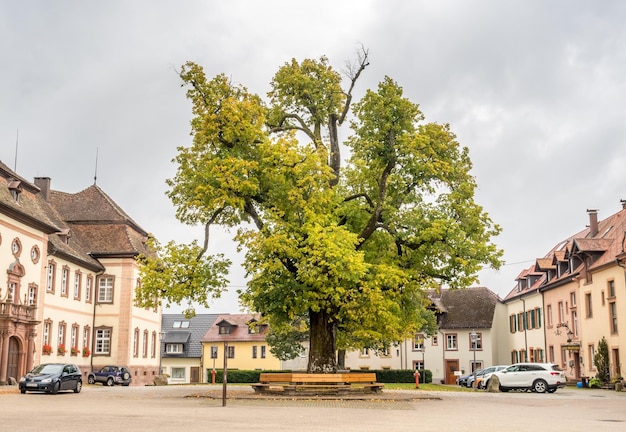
[2,1,626,313]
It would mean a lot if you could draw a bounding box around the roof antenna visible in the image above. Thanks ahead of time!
[94,147,99,185]
[14,129,18,171]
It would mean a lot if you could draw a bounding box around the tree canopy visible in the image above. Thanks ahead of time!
[136,50,503,372]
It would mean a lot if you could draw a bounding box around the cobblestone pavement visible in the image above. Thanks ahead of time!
[2,384,626,432]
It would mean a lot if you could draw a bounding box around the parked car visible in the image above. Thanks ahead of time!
[457,371,475,387]
[18,363,82,394]
[464,369,484,388]
[476,365,509,389]
[87,365,132,386]
[491,362,566,393]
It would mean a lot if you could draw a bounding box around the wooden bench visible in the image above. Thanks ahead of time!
[252,372,384,395]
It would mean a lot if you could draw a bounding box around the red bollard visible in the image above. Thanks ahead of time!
[211,368,216,385]
[414,370,420,388]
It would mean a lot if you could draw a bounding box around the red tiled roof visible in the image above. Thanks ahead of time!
[202,313,267,343]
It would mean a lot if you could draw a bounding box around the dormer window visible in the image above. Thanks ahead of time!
[219,325,232,334]
[58,228,71,245]
[8,180,21,203]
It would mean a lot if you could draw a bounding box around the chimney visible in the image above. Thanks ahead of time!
[621,199,626,210]
[587,209,598,237]
[34,177,51,202]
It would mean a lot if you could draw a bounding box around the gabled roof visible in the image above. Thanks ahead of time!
[428,287,500,330]
[202,313,267,343]
[161,314,222,358]
[505,205,626,298]
[49,185,151,258]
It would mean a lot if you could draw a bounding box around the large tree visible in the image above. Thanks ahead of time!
[136,51,502,372]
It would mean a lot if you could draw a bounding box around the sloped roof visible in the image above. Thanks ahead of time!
[202,313,267,343]
[505,206,626,299]
[161,314,222,358]
[429,287,500,330]
[49,185,151,258]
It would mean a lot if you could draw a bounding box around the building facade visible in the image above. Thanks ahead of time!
[0,162,160,385]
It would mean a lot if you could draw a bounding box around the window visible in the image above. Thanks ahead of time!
[610,301,618,334]
[558,301,565,324]
[380,346,391,357]
[572,311,578,337]
[210,345,218,359]
[82,326,90,351]
[547,304,553,327]
[585,293,593,318]
[171,367,185,379]
[227,346,235,359]
[98,276,114,303]
[85,277,92,303]
[469,332,482,350]
[43,321,51,345]
[71,325,78,352]
[30,246,40,263]
[57,322,66,347]
[95,328,112,355]
[548,345,555,363]
[73,271,81,300]
[588,345,595,370]
[11,238,21,256]
[143,331,148,357]
[360,348,370,357]
[7,282,16,303]
[509,314,517,333]
[260,346,266,359]
[608,280,616,298]
[570,292,577,307]
[252,346,258,358]
[27,284,37,306]
[413,360,424,370]
[166,343,183,354]
[133,328,139,357]
[413,334,425,350]
[431,335,438,346]
[445,333,457,350]
[219,325,231,334]
[46,262,56,293]
[61,267,69,297]
[151,332,156,358]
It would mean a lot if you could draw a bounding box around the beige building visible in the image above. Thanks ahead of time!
[0,162,160,386]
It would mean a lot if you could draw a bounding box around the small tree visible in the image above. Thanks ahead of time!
[594,336,610,383]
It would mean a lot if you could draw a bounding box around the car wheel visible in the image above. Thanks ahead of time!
[20,388,26,394]
[51,381,60,395]
[74,381,82,393]
[106,377,114,386]
[532,379,548,393]
[499,386,509,392]
[122,372,130,381]
[547,388,556,393]
[88,375,96,384]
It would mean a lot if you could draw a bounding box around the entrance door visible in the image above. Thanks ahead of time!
[613,349,621,377]
[190,367,200,383]
[445,360,459,385]
[7,337,20,381]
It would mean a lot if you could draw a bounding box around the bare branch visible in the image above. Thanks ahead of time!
[339,45,369,125]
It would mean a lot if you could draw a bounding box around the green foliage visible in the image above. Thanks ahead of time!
[588,377,601,388]
[135,237,230,316]
[264,319,308,360]
[594,336,610,383]
[146,51,503,371]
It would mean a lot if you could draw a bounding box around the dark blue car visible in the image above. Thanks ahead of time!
[19,363,82,394]
[87,365,132,386]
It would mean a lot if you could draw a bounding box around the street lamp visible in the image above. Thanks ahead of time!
[470,330,478,388]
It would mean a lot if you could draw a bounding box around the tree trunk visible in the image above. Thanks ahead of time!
[337,349,346,371]
[307,308,338,373]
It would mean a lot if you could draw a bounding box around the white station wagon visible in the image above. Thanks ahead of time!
[491,362,566,393]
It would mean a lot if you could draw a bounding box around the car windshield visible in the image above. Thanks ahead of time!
[31,364,63,374]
